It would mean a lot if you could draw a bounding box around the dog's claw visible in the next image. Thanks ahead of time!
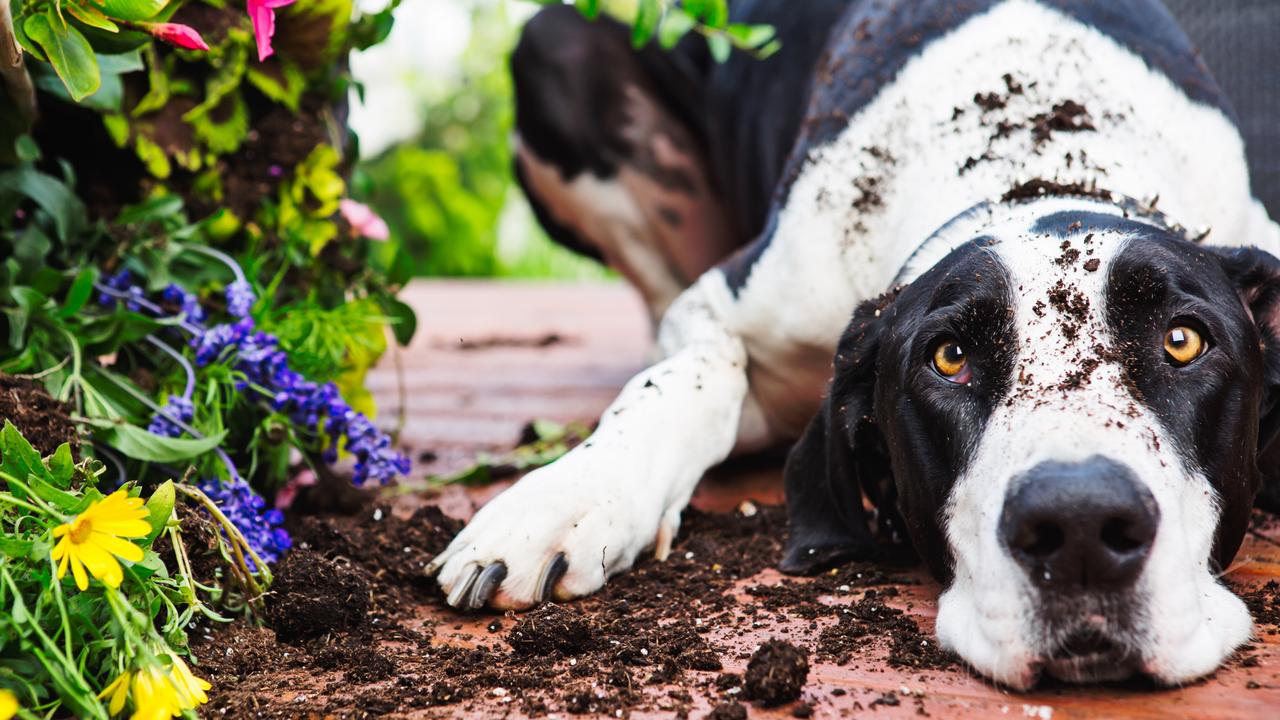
[654,510,679,561]
[446,563,481,608]
[535,552,568,603]
[466,562,507,611]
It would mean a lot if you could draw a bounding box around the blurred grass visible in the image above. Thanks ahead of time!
[354,0,612,281]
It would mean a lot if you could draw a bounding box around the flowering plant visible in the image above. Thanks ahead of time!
[0,0,411,713]
[0,421,260,717]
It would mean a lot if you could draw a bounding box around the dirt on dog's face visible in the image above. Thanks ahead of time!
[783,202,1280,689]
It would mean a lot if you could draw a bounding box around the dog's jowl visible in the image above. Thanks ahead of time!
[432,0,1280,688]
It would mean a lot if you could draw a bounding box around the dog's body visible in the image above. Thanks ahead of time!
[431,0,1280,688]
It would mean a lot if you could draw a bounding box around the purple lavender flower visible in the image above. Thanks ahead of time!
[99,260,410,489]
[225,280,256,318]
[98,270,135,307]
[162,283,207,324]
[198,476,292,567]
[148,394,195,438]
[191,319,254,366]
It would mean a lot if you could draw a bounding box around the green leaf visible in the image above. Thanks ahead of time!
[246,60,307,112]
[103,425,227,463]
[93,0,171,22]
[25,472,81,513]
[631,0,661,48]
[659,8,697,49]
[383,297,418,347]
[725,22,775,49]
[0,420,52,488]
[25,11,101,102]
[684,0,728,27]
[143,480,175,544]
[66,2,120,33]
[15,136,41,163]
[46,443,75,488]
[0,167,88,242]
[707,32,731,63]
[574,0,600,19]
[57,267,99,319]
[133,135,171,179]
[0,538,34,559]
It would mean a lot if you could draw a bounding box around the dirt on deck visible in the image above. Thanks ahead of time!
[190,495,1280,719]
[187,282,1280,718]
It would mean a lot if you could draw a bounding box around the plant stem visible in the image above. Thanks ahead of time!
[144,335,196,399]
[176,244,248,286]
[91,285,205,335]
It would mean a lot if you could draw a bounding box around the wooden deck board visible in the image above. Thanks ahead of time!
[368,280,1280,718]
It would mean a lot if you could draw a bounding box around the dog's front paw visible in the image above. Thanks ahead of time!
[427,454,677,611]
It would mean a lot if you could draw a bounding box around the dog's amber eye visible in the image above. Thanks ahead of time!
[1164,326,1204,365]
[933,341,968,378]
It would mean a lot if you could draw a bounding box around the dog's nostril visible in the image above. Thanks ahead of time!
[1000,456,1160,592]
[1100,516,1146,554]
[1020,521,1065,558]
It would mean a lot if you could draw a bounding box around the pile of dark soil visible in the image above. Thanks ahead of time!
[743,640,809,706]
[187,499,953,717]
[0,375,80,457]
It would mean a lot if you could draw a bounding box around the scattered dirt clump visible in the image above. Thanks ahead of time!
[744,640,810,707]
[0,375,80,457]
[507,603,597,655]
[708,701,749,720]
[265,549,370,642]
[818,588,956,671]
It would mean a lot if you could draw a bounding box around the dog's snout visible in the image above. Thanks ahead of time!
[1000,456,1159,591]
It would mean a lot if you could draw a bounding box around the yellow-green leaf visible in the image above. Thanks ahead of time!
[144,480,175,543]
[66,2,120,33]
[25,12,101,101]
[93,0,171,22]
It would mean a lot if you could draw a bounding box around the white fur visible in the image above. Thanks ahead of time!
[934,211,1252,688]
[433,274,749,608]
[437,0,1276,681]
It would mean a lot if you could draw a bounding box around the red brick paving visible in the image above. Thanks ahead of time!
[368,280,1280,718]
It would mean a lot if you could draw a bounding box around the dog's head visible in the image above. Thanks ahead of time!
[782,198,1280,688]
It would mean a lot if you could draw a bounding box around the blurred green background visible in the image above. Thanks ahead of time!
[349,0,612,280]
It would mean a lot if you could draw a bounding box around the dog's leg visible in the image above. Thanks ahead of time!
[511,6,738,321]
[430,273,749,610]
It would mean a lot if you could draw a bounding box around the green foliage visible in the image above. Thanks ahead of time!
[357,1,609,280]
[420,419,591,489]
[0,423,261,717]
[536,0,779,59]
[23,10,101,101]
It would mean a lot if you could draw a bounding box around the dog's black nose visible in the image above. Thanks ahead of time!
[1000,457,1159,591]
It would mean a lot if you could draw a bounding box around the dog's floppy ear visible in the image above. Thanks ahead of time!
[780,290,899,574]
[1214,246,1280,510]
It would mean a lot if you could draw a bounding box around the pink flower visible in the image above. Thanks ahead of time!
[274,468,316,510]
[247,0,296,62]
[141,22,210,52]
[339,199,391,241]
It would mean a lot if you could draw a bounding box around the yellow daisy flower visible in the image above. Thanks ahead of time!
[99,656,211,719]
[129,666,182,720]
[50,490,151,591]
[97,671,131,715]
[166,653,211,709]
[0,688,18,720]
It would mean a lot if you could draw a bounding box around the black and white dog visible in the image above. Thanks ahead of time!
[429,0,1280,688]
